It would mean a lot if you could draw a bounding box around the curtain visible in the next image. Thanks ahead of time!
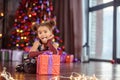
[54,0,83,59]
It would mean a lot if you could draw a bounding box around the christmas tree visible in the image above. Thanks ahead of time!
[9,0,64,52]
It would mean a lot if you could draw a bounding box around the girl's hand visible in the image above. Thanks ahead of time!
[47,34,54,40]
[34,41,41,46]
[40,34,54,44]
[29,41,41,52]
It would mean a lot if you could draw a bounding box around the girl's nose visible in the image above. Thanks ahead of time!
[41,32,45,36]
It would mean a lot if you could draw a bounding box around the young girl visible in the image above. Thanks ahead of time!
[28,20,58,58]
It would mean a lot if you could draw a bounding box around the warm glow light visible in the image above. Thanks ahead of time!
[15,19,17,22]
[52,39,55,42]
[20,30,23,33]
[1,67,16,80]
[16,29,19,32]
[50,72,98,80]
[42,21,44,23]
[67,56,70,58]
[26,43,28,46]
[16,44,19,46]
[24,37,27,39]
[32,22,36,25]
[0,12,4,16]
[21,37,24,39]
[19,16,22,18]
[33,3,36,6]
[29,14,32,17]
[0,34,2,38]
[56,43,59,47]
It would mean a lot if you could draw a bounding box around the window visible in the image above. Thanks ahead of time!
[88,0,120,61]
[89,0,113,7]
[89,7,113,60]
[117,6,120,58]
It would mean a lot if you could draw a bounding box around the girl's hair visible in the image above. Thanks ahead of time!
[32,20,56,32]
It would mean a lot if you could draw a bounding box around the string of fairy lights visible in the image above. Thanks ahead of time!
[0,67,99,80]
[0,67,16,80]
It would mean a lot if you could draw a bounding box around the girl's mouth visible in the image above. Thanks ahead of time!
[41,37,47,40]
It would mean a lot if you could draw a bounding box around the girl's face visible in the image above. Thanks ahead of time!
[37,26,52,44]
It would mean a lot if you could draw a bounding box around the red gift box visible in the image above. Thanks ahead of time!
[65,55,74,63]
[37,54,60,75]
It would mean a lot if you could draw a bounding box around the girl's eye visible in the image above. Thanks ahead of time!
[44,31,47,33]
[38,32,41,34]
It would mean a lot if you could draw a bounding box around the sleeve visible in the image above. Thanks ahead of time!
[46,39,58,54]
[28,51,44,58]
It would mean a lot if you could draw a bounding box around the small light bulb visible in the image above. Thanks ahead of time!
[29,14,32,17]
[42,21,44,23]
[24,37,27,39]
[16,29,19,32]
[0,34,2,38]
[21,37,24,39]
[1,12,4,16]
[26,43,28,45]
[16,44,19,46]
[20,30,23,33]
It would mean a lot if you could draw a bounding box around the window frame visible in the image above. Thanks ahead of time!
[87,0,120,61]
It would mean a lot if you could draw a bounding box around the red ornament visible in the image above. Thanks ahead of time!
[55,36,59,39]
[24,47,30,52]
[16,40,19,42]
[20,44,24,47]
[21,25,24,29]
[27,32,30,35]
[22,13,25,16]
[59,50,63,55]
[21,0,27,6]
[21,20,26,23]
[27,22,32,26]
[16,10,19,14]
[111,60,115,64]
[62,46,65,50]
[14,23,17,26]
[32,12,37,16]
[60,40,63,43]
[12,31,16,34]
[38,6,41,8]
[24,39,28,42]
[7,44,11,47]
[50,6,53,11]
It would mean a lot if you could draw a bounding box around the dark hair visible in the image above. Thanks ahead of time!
[32,20,56,32]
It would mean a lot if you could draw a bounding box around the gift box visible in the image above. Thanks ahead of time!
[60,52,67,63]
[12,50,23,62]
[0,49,11,61]
[37,54,60,75]
[65,55,74,63]
[8,50,12,61]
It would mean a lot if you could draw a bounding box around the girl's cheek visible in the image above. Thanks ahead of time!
[38,35,41,39]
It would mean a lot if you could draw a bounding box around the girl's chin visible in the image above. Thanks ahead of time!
[41,40,47,44]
